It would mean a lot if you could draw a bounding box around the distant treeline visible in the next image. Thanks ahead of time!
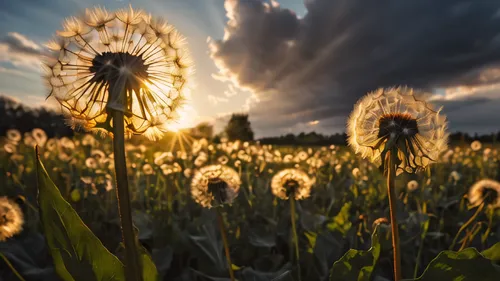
[1,95,499,145]
[259,132,500,146]
[0,96,73,138]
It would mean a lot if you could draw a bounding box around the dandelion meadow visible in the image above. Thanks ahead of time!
[1,1,500,281]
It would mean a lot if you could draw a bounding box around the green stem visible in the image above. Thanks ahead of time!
[0,252,26,281]
[290,196,302,281]
[413,203,429,279]
[112,110,143,281]
[216,208,235,281]
[449,202,485,250]
[387,150,402,281]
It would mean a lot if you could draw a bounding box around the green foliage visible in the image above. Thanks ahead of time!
[36,151,158,281]
[327,202,352,236]
[481,242,500,261]
[405,247,500,281]
[2,130,500,281]
[329,227,383,281]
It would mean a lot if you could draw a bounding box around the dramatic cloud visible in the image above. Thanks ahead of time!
[0,32,43,71]
[210,0,500,136]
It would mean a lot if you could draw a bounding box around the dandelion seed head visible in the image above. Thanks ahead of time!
[271,168,314,200]
[407,180,419,192]
[347,86,448,174]
[0,197,24,241]
[468,179,500,209]
[471,140,482,152]
[142,163,154,175]
[6,129,21,143]
[190,165,241,208]
[45,6,193,141]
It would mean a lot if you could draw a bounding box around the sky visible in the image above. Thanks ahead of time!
[1,0,500,137]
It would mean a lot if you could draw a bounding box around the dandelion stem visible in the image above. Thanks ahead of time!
[112,110,143,281]
[290,196,302,281]
[216,208,235,281]
[0,252,26,281]
[387,150,402,281]
[449,201,484,250]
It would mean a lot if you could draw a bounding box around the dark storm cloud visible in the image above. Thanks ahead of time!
[210,0,500,136]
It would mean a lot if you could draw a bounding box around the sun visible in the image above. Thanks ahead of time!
[167,104,199,132]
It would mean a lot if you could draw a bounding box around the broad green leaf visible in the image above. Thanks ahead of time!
[405,248,500,281]
[36,152,126,281]
[140,246,159,281]
[329,226,382,281]
[327,203,352,236]
[481,242,500,262]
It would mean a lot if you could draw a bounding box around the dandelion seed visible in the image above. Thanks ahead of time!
[6,129,21,143]
[468,179,500,209]
[450,171,461,182]
[3,143,16,154]
[0,197,24,241]
[32,128,48,147]
[218,155,229,165]
[184,168,192,178]
[142,163,154,175]
[44,6,193,140]
[190,165,241,208]
[85,157,98,169]
[347,86,448,174]
[471,140,482,152]
[352,167,361,178]
[407,180,419,192]
[271,169,314,200]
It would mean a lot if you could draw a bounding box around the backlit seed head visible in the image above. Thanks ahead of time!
[0,197,24,241]
[271,168,314,200]
[468,179,500,209]
[44,6,193,141]
[190,165,241,208]
[347,86,448,174]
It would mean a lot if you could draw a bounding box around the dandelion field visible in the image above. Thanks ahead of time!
[1,129,499,281]
[1,4,500,281]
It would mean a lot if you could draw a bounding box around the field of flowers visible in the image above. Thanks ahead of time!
[1,128,499,281]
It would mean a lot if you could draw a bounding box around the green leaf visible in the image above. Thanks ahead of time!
[327,203,352,236]
[481,242,500,262]
[36,151,126,281]
[329,226,382,281]
[140,246,159,281]
[406,248,500,281]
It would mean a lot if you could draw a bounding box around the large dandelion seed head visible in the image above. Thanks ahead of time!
[0,197,24,241]
[44,6,193,141]
[190,165,241,208]
[271,169,314,200]
[468,179,500,209]
[347,87,448,174]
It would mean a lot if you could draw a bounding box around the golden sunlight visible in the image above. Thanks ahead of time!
[167,104,199,132]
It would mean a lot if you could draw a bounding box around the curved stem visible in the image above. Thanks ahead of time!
[216,208,235,281]
[449,202,484,250]
[290,196,302,281]
[387,150,402,281]
[112,110,143,281]
[0,252,26,281]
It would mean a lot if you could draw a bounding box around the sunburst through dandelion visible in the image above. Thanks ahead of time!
[271,168,314,200]
[190,165,241,208]
[0,197,24,241]
[44,6,193,140]
[347,86,448,174]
